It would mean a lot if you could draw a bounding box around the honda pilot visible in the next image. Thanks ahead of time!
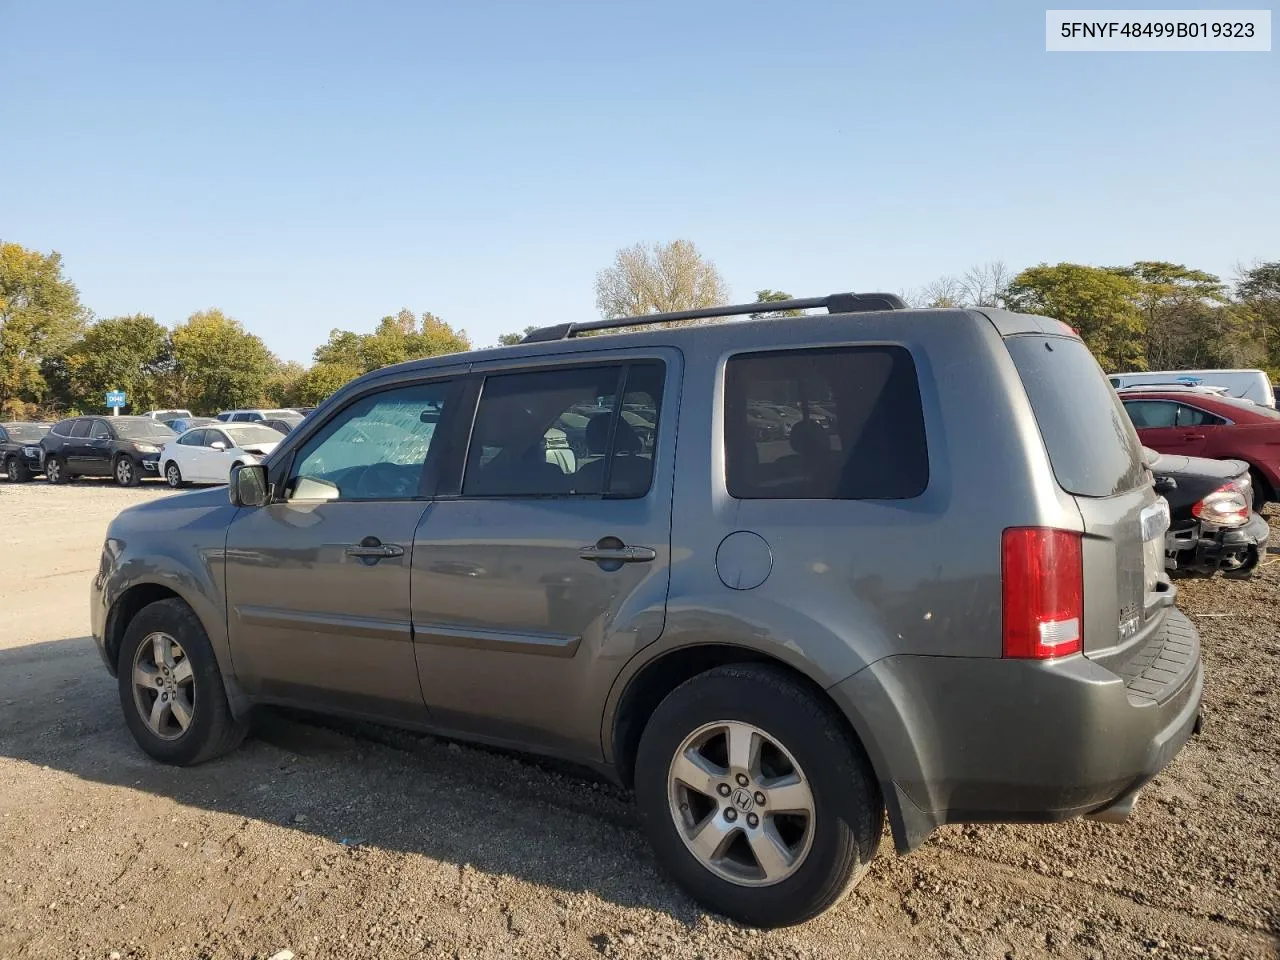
[90,294,1203,927]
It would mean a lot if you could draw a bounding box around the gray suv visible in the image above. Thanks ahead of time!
[91,293,1203,927]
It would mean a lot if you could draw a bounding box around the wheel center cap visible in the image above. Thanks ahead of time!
[731,788,755,813]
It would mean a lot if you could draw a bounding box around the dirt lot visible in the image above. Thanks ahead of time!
[0,481,1276,960]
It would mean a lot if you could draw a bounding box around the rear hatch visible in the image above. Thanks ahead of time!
[1004,334,1170,664]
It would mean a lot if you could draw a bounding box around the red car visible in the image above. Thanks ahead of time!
[1121,388,1280,508]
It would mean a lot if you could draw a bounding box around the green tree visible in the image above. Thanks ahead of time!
[264,360,307,407]
[1236,261,1280,376]
[314,310,472,375]
[293,362,361,406]
[0,242,89,417]
[751,289,805,319]
[1004,263,1146,370]
[594,240,728,320]
[1110,261,1230,370]
[171,309,277,414]
[63,314,172,413]
[497,325,539,346]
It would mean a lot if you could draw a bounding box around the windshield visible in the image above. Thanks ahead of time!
[225,425,284,445]
[6,424,50,442]
[1006,335,1146,498]
[115,421,177,441]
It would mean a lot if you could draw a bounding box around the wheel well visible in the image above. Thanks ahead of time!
[611,645,852,789]
[1248,465,1274,505]
[104,584,182,674]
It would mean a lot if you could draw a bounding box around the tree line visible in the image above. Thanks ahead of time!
[2,237,1276,421]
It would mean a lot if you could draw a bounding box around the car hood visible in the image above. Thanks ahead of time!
[107,485,237,541]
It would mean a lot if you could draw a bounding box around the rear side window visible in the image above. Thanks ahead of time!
[725,346,928,500]
[1007,336,1144,498]
[51,421,72,437]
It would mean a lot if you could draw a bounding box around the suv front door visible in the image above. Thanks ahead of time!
[225,373,461,721]
[85,419,115,475]
[410,353,677,759]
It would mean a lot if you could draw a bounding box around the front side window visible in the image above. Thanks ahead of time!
[178,430,205,447]
[462,361,664,499]
[289,380,452,501]
[725,346,928,500]
[207,430,231,448]
[1123,401,1178,429]
[90,421,112,440]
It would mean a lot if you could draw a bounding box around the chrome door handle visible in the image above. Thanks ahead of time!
[578,544,656,563]
[345,539,404,563]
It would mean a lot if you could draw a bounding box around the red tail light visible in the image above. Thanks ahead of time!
[1191,481,1250,527]
[1002,527,1084,659]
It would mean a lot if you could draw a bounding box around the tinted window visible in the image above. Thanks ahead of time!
[114,420,176,441]
[70,420,92,438]
[207,430,231,447]
[291,381,451,500]
[1007,336,1144,498]
[51,421,72,437]
[90,421,112,439]
[178,430,206,446]
[1123,400,1177,428]
[725,347,928,500]
[1177,404,1225,427]
[463,362,663,498]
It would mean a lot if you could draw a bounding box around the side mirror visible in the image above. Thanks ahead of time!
[229,463,270,507]
[210,441,228,451]
[289,476,341,502]
[1154,475,1178,494]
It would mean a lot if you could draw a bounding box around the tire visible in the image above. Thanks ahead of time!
[116,598,248,765]
[634,664,882,928]
[5,456,31,483]
[45,456,70,484]
[1249,467,1271,512]
[164,461,185,488]
[115,455,140,487]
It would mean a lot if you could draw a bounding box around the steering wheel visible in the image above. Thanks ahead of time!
[353,461,414,499]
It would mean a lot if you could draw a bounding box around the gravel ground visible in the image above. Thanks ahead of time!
[0,480,1276,960]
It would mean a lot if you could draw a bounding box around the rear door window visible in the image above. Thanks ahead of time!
[724,346,928,499]
[70,420,92,439]
[1177,404,1226,427]
[1006,336,1144,498]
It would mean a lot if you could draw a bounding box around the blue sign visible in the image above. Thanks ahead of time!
[105,390,127,409]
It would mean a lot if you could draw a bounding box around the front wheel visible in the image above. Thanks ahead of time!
[6,456,31,483]
[164,461,185,488]
[635,664,883,928]
[45,456,69,484]
[115,456,140,487]
[116,598,248,765]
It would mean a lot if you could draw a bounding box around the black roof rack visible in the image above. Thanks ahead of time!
[520,292,908,343]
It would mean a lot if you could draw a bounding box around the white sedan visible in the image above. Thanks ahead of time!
[160,424,283,487]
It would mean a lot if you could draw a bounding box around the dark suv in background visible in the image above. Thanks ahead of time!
[1,422,52,481]
[91,294,1202,927]
[42,416,176,486]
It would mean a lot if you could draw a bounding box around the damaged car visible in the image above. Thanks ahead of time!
[1144,446,1270,578]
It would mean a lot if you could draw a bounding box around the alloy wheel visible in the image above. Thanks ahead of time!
[667,720,816,887]
[47,459,61,482]
[166,463,181,487]
[117,459,133,485]
[131,632,196,741]
[6,459,16,481]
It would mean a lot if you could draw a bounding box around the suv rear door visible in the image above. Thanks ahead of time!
[1004,335,1165,662]
[410,351,678,759]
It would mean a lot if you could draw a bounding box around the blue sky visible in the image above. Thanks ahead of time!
[3,1,1277,363]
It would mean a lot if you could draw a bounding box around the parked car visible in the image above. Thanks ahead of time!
[260,415,304,435]
[160,424,284,487]
[1143,446,1270,578]
[0,422,51,482]
[42,416,175,485]
[1119,387,1280,509]
[292,407,316,417]
[214,408,300,423]
[1109,369,1275,407]
[163,416,218,434]
[92,293,1201,928]
[142,408,194,421]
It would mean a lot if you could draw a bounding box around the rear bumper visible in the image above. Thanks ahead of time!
[831,607,1203,852]
[1165,513,1270,579]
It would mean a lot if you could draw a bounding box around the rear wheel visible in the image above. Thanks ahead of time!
[6,456,31,483]
[115,456,140,487]
[1249,467,1272,512]
[116,598,247,765]
[634,664,882,928]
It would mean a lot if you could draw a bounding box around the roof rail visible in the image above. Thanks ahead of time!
[1116,383,1228,394]
[520,292,908,343]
